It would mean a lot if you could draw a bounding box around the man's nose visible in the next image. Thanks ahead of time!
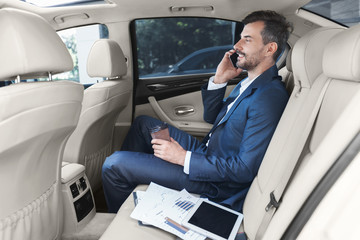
[233,39,243,52]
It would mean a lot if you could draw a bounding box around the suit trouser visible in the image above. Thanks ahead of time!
[102,115,216,213]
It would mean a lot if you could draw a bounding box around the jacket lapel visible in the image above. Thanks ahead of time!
[218,85,255,125]
[217,65,279,126]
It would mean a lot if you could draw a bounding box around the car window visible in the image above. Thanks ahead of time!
[302,0,360,27]
[134,18,237,79]
[177,46,230,72]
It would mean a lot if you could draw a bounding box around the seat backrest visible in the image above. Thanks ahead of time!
[63,39,132,191]
[263,23,360,240]
[0,8,83,240]
[242,26,344,239]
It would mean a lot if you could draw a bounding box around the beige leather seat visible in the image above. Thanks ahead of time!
[99,26,344,240]
[264,23,360,239]
[63,39,132,192]
[0,8,83,240]
[243,26,344,239]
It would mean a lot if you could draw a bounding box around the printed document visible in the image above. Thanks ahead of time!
[130,182,206,240]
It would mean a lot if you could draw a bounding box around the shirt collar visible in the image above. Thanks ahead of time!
[240,74,259,89]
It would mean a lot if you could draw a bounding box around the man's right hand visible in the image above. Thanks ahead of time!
[213,50,243,84]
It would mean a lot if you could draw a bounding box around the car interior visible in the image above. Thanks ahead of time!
[0,0,359,240]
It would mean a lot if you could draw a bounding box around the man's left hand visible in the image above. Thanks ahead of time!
[151,137,186,166]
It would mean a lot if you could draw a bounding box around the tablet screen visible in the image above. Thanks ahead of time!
[187,201,239,239]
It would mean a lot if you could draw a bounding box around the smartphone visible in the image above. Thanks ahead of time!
[229,52,239,68]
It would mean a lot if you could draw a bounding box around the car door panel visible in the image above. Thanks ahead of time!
[134,74,243,138]
[147,93,212,137]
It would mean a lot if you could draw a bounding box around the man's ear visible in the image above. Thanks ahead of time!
[266,42,278,57]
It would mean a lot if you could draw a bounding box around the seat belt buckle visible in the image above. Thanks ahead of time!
[265,191,280,212]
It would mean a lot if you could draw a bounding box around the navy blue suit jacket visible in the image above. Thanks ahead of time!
[190,65,289,211]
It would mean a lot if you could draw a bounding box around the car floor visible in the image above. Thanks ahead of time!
[62,213,115,240]
[94,187,109,213]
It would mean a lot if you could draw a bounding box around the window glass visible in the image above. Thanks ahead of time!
[302,0,360,27]
[135,18,236,79]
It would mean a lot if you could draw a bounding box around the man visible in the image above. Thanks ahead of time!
[102,10,291,213]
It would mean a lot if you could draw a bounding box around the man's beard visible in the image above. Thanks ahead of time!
[236,51,262,71]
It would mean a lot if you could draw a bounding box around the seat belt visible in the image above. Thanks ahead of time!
[254,79,331,240]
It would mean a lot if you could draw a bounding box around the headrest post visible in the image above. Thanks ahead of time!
[109,76,121,80]
[295,80,302,97]
[15,75,21,84]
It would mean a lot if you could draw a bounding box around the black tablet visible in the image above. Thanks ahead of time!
[182,199,243,240]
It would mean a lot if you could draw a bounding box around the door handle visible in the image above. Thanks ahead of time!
[175,107,195,116]
[148,96,179,127]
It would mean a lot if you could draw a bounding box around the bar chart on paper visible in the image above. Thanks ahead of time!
[175,200,195,212]
[163,199,199,236]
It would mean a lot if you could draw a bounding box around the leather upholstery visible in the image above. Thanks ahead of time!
[291,28,341,89]
[323,24,360,81]
[0,8,83,240]
[63,39,132,192]
[264,23,360,239]
[87,39,127,78]
[0,8,73,81]
[243,27,343,239]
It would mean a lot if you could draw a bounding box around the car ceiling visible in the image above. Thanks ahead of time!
[0,0,311,30]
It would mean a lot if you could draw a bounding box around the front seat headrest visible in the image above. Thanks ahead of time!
[87,39,127,79]
[0,8,73,81]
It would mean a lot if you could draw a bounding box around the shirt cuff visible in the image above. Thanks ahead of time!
[208,76,227,90]
[183,151,192,174]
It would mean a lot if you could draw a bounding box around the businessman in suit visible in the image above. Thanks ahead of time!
[102,10,292,213]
